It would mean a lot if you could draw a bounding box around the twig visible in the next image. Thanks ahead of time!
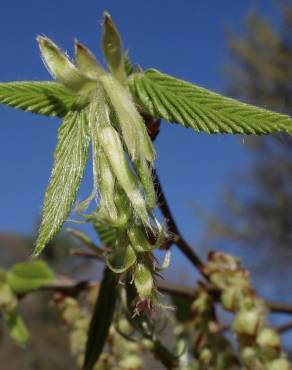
[277,321,292,333]
[267,301,292,315]
[70,249,105,261]
[158,282,196,300]
[39,278,292,316]
[153,169,207,277]
[67,228,104,255]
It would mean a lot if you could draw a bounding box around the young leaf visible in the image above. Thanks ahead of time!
[0,81,77,117]
[100,74,155,162]
[134,158,156,211]
[128,69,292,135]
[75,40,105,79]
[96,149,119,224]
[33,109,90,256]
[97,120,150,227]
[94,222,117,245]
[102,12,126,82]
[83,266,118,370]
[7,261,54,294]
[38,36,95,93]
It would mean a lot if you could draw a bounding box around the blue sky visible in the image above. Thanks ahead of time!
[0,1,278,273]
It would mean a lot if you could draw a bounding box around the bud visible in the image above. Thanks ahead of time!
[102,12,126,82]
[266,358,292,370]
[119,355,143,370]
[37,36,95,93]
[141,338,155,351]
[134,263,153,299]
[61,297,82,324]
[256,328,280,350]
[74,39,104,79]
[256,327,281,361]
[241,347,261,369]
[191,289,213,315]
[207,251,239,273]
[199,348,212,366]
[221,287,239,312]
[233,309,261,336]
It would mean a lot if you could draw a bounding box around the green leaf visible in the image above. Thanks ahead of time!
[5,312,29,346]
[7,261,54,294]
[128,69,292,134]
[0,81,77,117]
[83,266,118,370]
[123,52,135,76]
[94,222,117,246]
[33,109,90,256]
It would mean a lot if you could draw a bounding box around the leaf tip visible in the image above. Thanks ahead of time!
[31,240,44,259]
[102,11,111,24]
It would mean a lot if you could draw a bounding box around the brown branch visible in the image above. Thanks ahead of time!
[159,283,292,315]
[158,282,196,300]
[153,169,207,277]
[57,279,292,315]
[267,301,292,315]
[70,249,105,261]
[277,321,292,333]
[39,277,292,316]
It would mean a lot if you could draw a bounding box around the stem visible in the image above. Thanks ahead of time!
[153,168,207,277]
